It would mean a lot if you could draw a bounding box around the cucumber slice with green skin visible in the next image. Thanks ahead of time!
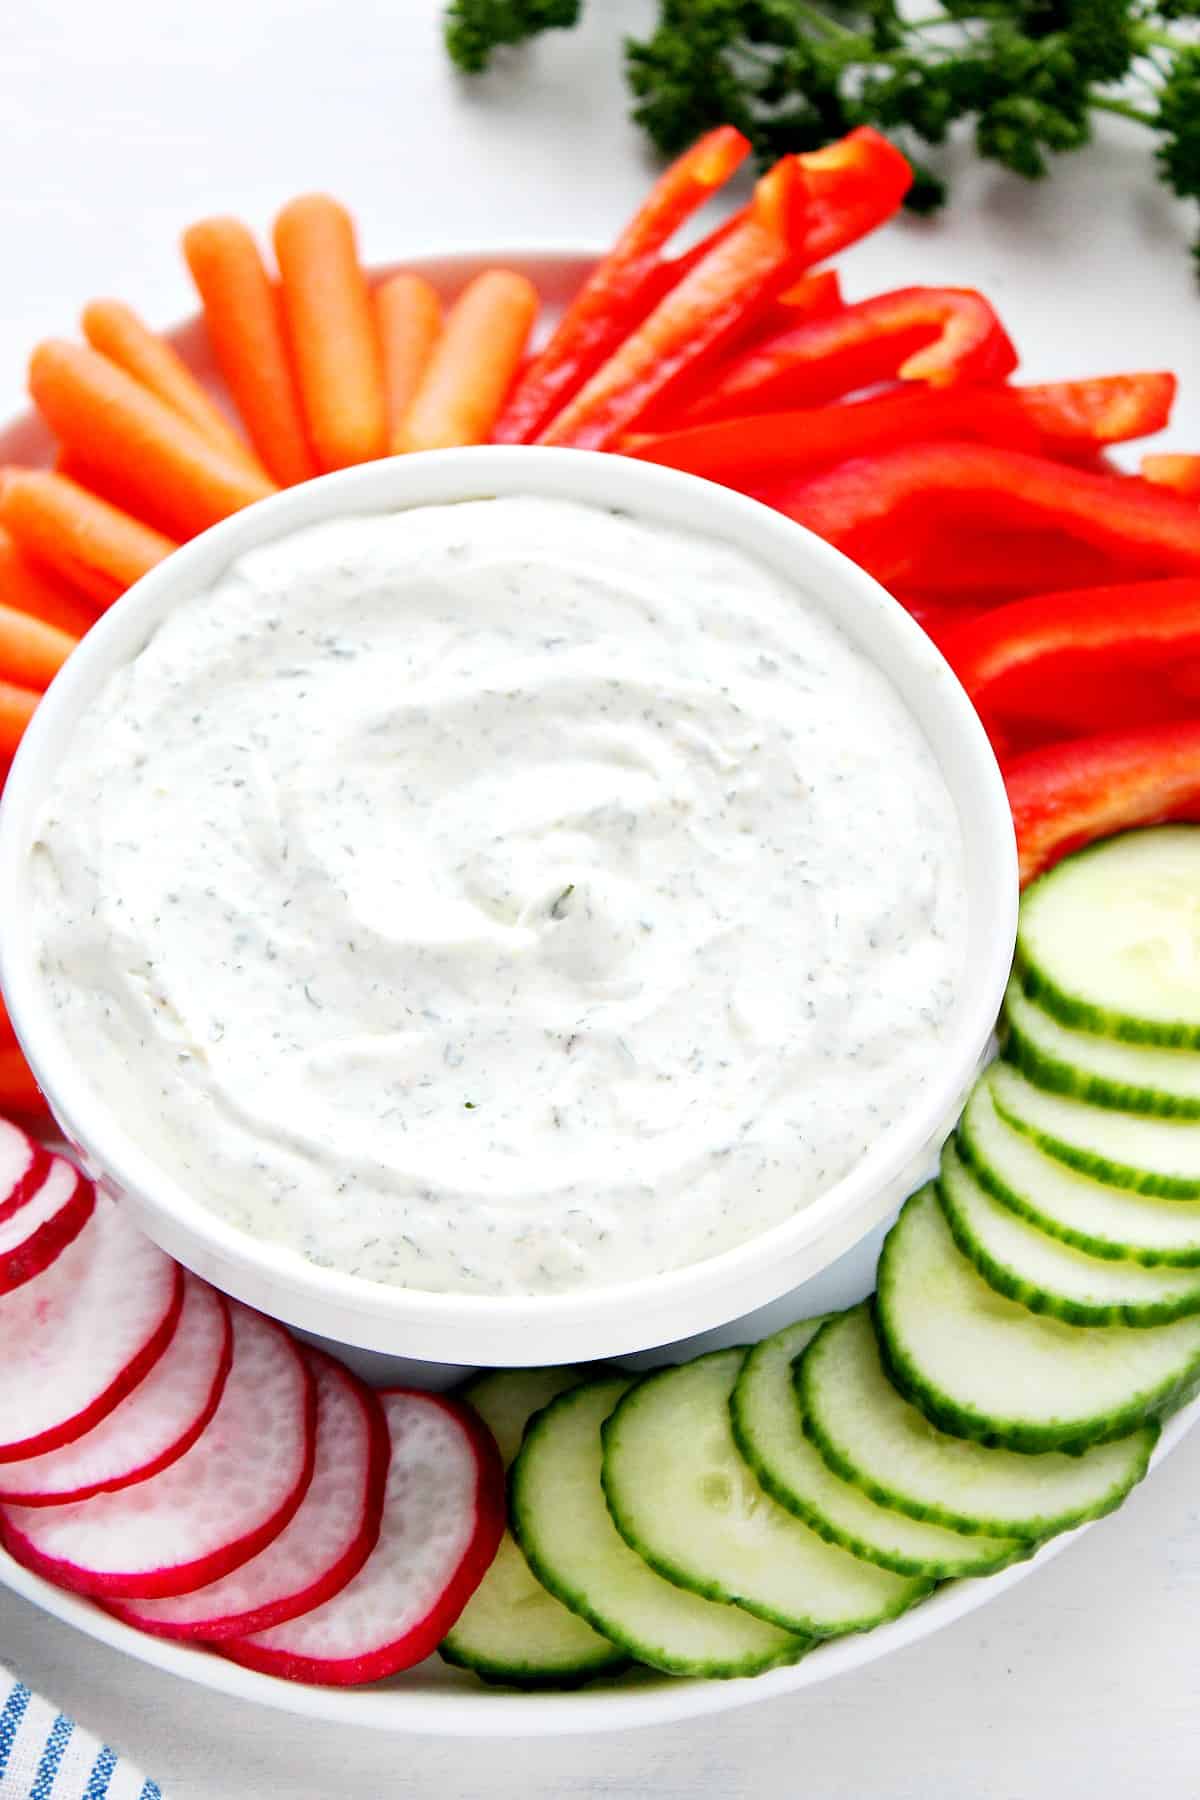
[939,1140,1200,1327]
[800,1303,1157,1539]
[877,1186,1200,1452]
[1004,979,1200,1120]
[461,1367,591,1467]
[510,1377,809,1679]
[959,1082,1200,1269]
[990,1061,1200,1200]
[440,1368,627,1690]
[600,1348,931,1637]
[1016,826,1200,1048]
[731,1320,1025,1578]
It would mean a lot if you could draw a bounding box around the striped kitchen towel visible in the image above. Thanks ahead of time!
[0,1667,165,1800]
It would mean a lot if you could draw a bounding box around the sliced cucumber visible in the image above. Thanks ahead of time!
[510,1377,809,1679]
[990,1061,1200,1200]
[800,1304,1157,1539]
[600,1348,930,1637]
[461,1367,592,1466]
[1016,826,1200,1047]
[877,1185,1200,1451]
[1004,979,1200,1120]
[731,1320,1024,1578]
[939,1140,1200,1327]
[959,1078,1200,1268]
[441,1368,627,1689]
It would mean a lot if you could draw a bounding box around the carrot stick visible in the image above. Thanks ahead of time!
[0,526,98,638]
[0,678,39,759]
[29,341,276,540]
[0,469,177,609]
[81,299,264,474]
[53,447,182,542]
[374,274,443,451]
[182,217,317,487]
[0,1045,45,1117]
[400,270,538,453]
[0,604,77,691]
[273,195,387,471]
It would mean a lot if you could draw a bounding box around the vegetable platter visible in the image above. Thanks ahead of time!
[4,124,1200,1734]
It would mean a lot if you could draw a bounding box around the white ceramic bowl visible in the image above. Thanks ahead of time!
[0,445,1017,1366]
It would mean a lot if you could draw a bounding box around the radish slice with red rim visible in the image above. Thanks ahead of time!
[221,1389,505,1686]
[0,1156,94,1296]
[0,1304,316,1598]
[0,1197,182,1462]
[109,1347,388,1640]
[0,1118,50,1224]
[0,1275,231,1506]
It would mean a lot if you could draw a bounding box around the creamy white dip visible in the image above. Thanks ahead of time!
[31,496,966,1296]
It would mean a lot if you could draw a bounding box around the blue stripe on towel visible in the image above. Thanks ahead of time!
[82,1742,118,1798]
[30,1713,75,1799]
[138,1785,162,1800]
[0,1680,31,1778]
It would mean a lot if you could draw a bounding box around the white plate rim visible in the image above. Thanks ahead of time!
[1,242,1182,1735]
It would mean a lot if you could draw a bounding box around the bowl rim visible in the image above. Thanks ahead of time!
[0,443,1018,1360]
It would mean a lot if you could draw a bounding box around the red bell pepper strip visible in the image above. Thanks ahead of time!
[490,126,750,445]
[783,442,1200,582]
[538,156,808,450]
[650,126,911,297]
[671,287,1018,424]
[760,268,844,330]
[853,523,1148,603]
[621,374,1175,485]
[538,129,913,449]
[1015,373,1176,447]
[787,127,913,265]
[1141,453,1200,498]
[898,594,998,650]
[942,579,1200,749]
[1005,722,1200,886]
[623,391,1006,481]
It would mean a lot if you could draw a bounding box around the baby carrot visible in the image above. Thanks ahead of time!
[81,299,264,474]
[273,194,387,471]
[53,447,181,542]
[399,270,538,453]
[29,341,276,540]
[0,526,97,638]
[0,469,177,610]
[182,217,316,487]
[0,604,77,691]
[0,678,39,760]
[374,273,443,451]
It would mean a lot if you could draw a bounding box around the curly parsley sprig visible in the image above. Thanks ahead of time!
[443,0,1200,270]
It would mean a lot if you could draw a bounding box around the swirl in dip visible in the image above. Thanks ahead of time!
[30,496,967,1297]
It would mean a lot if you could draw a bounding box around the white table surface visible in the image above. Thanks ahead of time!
[4,1,1200,1793]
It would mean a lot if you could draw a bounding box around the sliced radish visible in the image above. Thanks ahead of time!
[0,1197,182,1462]
[0,1276,231,1506]
[0,1304,316,1598]
[221,1389,505,1686]
[0,1118,50,1224]
[109,1348,388,1641]
[0,1156,95,1296]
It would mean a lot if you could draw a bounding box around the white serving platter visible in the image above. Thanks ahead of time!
[2,245,1194,1736]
